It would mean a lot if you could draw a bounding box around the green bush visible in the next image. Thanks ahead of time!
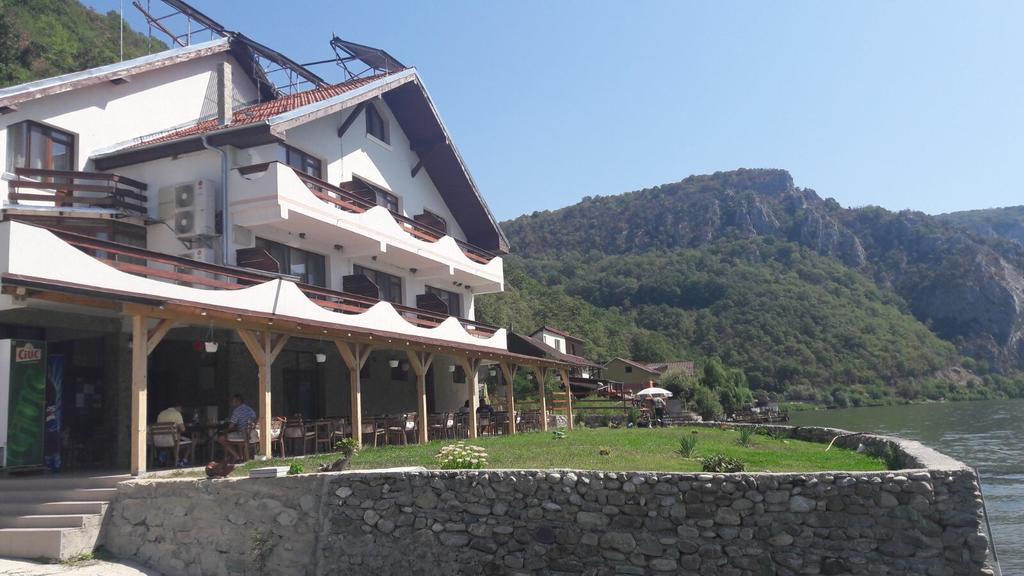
[676,434,699,458]
[692,387,724,420]
[700,453,745,473]
[736,426,756,447]
[287,463,304,475]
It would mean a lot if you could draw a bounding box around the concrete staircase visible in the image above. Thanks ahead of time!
[0,473,126,561]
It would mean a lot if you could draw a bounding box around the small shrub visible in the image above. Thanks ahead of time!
[677,435,699,458]
[757,426,788,441]
[287,463,304,475]
[599,447,611,456]
[552,427,567,440]
[701,453,745,473]
[334,437,360,458]
[436,442,488,469]
[737,426,756,447]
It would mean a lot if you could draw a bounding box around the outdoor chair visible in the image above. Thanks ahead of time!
[331,418,349,443]
[314,419,335,453]
[148,422,193,467]
[404,412,418,443]
[223,422,260,461]
[362,420,386,447]
[386,414,411,446]
[284,419,316,455]
[427,413,447,440]
[270,418,286,458]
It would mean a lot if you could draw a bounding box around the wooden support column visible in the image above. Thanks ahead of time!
[406,350,433,444]
[500,361,518,435]
[560,367,573,431]
[239,330,289,458]
[131,316,175,476]
[337,341,373,446]
[532,365,548,431]
[460,357,481,438]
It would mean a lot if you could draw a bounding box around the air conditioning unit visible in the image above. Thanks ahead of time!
[157,180,216,239]
[176,247,217,287]
[179,248,216,264]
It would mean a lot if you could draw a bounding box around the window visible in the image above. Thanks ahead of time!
[6,121,75,173]
[254,237,326,287]
[353,264,403,305]
[625,366,633,374]
[426,285,462,317]
[365,104,389,144]
[282,144,322,179]
[349,176,399,212]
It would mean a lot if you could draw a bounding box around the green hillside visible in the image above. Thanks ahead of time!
[0,0,166,88]
[480,169,1024,404]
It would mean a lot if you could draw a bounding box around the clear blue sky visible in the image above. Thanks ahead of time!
[86,1,1024,221]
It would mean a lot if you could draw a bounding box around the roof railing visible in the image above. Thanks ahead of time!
[7,168,148,216]
[44,226,498,338]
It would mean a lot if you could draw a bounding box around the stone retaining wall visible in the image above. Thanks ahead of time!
[103,426,992,576]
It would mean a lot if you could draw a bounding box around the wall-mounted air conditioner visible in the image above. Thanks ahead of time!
[157,180,217,239]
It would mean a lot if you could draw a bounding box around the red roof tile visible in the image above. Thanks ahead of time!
[134,73,391,148]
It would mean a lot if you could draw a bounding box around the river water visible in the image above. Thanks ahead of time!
[790,399,1022,573]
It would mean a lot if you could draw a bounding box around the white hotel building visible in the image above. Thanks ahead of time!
[0,33,570,477]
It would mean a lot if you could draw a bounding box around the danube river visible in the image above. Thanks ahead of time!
[790,399,1022,574]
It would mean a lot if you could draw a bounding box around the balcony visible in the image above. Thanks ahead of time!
[4,168,148,216]
[229,162,503,293]
[35,227,500,340]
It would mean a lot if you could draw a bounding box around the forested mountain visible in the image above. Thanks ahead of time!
[937,206,1024,248]
[0,0,166,88]
[479,169,1024,404]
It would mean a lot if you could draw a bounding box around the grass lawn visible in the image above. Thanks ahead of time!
[228,426,886,477]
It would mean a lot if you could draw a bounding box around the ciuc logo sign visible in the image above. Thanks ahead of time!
[15,343,42,363]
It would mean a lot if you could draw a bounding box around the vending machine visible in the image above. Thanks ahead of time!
[0,339,47,468]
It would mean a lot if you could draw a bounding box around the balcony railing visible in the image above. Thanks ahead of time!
[239,162,498,264]
[46,227,500,338]
[7,168,148,215]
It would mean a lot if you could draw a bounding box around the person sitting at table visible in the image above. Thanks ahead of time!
[217,394,257,463]
[156,403,189,466]
[156,403,186,434]
[476,401,495,418]
[458,400,471,414]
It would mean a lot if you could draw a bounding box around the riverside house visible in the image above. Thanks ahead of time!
[603,358,695,394]
[0,30,570,478]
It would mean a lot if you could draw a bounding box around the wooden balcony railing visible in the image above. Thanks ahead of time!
[7,168,148,215]
[46,227,500,338]
[240,162,498,264]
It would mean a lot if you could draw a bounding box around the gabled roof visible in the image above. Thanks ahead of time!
[531,325,584,342]
[92,65,509,253]
[646,361,695,375]
[0,38,231,109]
[128,73,389,148]
[606,357,661,374]
[508,332,602,369]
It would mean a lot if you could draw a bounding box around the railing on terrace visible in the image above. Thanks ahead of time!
[238,162,498,265]
[45,228,500,338]
[7,168,148,216]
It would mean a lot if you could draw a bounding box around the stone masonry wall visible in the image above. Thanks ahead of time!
[103,427,992,576]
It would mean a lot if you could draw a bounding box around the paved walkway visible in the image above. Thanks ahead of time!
[0,558,160,575]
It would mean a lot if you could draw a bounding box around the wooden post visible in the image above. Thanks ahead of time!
[131,316,175,476]
[500,361,518,435]
[460,357,480,439]
[560,367,573,431]
[130,315,148,476]
[406,350,433,444]
[239,330,288,458]
[532,365,548,431]
[337,342,372,447]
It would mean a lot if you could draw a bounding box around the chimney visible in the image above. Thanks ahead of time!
[218,61,233,125]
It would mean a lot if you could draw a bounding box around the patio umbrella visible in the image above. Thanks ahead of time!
[635,387,673,397]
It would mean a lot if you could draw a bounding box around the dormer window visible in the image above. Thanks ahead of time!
[365,104,389,145]
[6,121,75,173]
